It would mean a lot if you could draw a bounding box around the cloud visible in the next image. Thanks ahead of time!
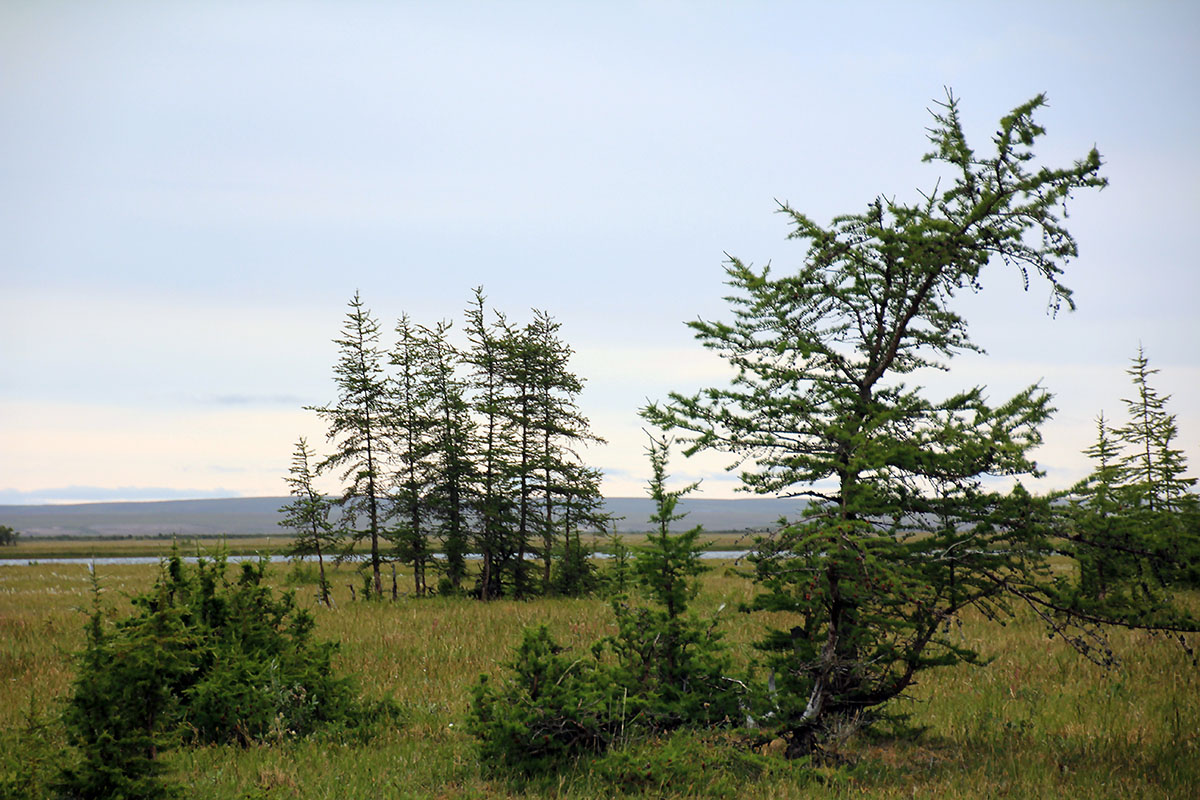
[0,401,324,499]
[210,394,305,407]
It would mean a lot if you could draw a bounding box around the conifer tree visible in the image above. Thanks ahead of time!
[526,309,606,593]
[464,288,519,599]
[309,292,391,599]
[506,322,540,597]
[550,463,608,597]
[645,93,1197,754]
[421,319,476,591]
[389,314,438,597]
[1070,414,1135,601]
[605,435,738,731]
[1116,345,1196,512]
[280,436,339,606]
[1070,349,1200,593]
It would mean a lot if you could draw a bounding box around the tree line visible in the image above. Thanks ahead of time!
[1069,345,1200,606]
[281,287,608,604]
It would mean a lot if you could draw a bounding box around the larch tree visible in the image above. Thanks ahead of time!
[526,309,607,593]
[1116,345,1195,513]
[464,287,519,600]
[309,292,390,599]
[421,319,476,591]
[1069,414,1135,603]
[550,461,608,597]
[505,322,540,598]
[645,93,1197,755]
[389,314,438,598]
[279,436,339,607]
[1070,349,1200,595]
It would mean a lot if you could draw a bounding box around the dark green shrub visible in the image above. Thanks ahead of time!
[57,551,375,798]
[56,574,191,799]
[180,557,361,744]
[606,603,741,732]
[551,534,599,597]
[0,698,58,800]
[467,625,625,774]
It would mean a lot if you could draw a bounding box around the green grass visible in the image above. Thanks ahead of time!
[0,529,757,561]
[1,542,1197,798]
[1,535,287,560]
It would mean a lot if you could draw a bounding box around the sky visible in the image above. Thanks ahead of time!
[1,1,1198,504]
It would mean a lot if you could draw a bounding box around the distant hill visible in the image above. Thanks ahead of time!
[0,497,290,538]
[0,496,807,538]
[601,497,805,533]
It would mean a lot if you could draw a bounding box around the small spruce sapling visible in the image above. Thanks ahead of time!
[467,626,624,774]
[607,433,740,730]
[56,568,190,800]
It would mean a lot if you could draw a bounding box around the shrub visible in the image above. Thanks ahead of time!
[57,551,375,798]
[467,625,625,774]
[56,572,190,799]
[551,534,599,597]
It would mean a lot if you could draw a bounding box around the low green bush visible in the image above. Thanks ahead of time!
[467,625,626,774]
[55,551,384,799]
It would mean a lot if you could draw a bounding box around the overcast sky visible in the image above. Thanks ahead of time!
[2,2,1197,504]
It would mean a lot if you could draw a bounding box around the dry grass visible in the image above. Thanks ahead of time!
[0,529,755,561]
[1,544,1197,799]
[2,535,284,560]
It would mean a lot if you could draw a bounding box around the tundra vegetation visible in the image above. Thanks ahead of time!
[1,547,1197,798]
[1,93,1198,798]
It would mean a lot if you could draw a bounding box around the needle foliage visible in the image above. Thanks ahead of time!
[645,92,1198,755]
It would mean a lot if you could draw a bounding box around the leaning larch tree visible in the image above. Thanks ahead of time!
[645,93,1198,755]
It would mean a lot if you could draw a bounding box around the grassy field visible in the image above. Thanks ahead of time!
[0,535,287,560]
[0,530,755,562]
[1,542,1197,799]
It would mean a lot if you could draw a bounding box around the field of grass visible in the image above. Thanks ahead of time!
[0,530,754,562]
[2,541,1197,799]
[0,535,287,560]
